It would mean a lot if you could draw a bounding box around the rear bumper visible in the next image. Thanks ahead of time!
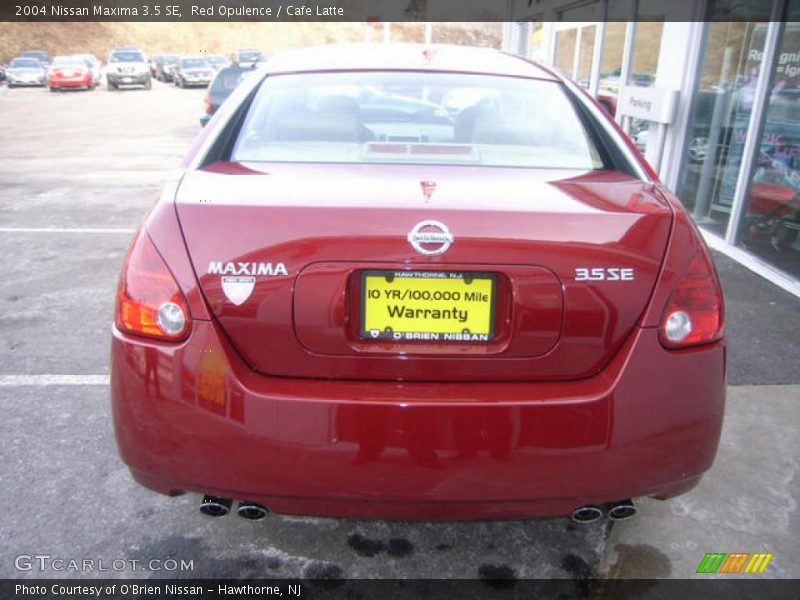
[108,73,149,85]
[49,76,91,88]
[111,322,725,519]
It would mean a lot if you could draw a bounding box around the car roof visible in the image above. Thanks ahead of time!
[262,44,558,80]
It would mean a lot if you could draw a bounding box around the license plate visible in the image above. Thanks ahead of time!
[361,270,495,342]
[122,77,132,83]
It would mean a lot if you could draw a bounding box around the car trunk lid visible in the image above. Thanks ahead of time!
[175,162,672,382]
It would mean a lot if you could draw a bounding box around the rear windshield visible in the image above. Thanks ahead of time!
[231,72,605,170]
[110,52,145,63]
[52,56,83,65]
[10,58,41,68]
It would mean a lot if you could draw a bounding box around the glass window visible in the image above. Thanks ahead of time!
[735,15,800,278]
[676,22,767,237]
[231,71,606,171]
[599,22,627,97]
[181,58,210,69]
[576,25,597,89]
[9,58,41,68]
[110,52,145,63]
[554,29,577,75]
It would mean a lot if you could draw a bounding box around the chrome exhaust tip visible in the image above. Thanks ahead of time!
[570,505,603,523]
[199,495,232,517]
[607,499,637,521]
[237,501,269,521]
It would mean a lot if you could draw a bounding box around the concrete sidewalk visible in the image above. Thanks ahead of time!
[598,384,799,579]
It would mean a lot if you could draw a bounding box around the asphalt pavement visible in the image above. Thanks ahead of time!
[0,78,797,589]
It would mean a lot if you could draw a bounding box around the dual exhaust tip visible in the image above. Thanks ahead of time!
[200,496,268,521]
[571,499,637,523]
[201,495,635,523]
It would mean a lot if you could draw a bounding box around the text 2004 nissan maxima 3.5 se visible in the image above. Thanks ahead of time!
[111,44,725,523]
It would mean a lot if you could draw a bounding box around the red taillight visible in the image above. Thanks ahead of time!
[204,94,212,115]
[659,245,724,348]
[115,230,190,341]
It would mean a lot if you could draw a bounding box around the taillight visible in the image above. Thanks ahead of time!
[115,230,190,341]
[204,94,212,115]
[659,245,724,348]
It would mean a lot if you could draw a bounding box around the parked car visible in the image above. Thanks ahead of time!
[47,55,94,91]
[155,55,179,82]
[106,48,151,90]
[0,63,6,83]
[19,50,50,66]
[112,44,725,522]
[5,57,47,87]
[74,53,102,86]
[200,65,252,126]
[206,55,229,71]
[231,48,266,68]
[173,56,215,88]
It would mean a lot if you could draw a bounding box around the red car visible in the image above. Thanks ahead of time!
[48,55,94,92]
[112,44,725,522]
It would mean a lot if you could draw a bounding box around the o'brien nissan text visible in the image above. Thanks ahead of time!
[16,584,301,597]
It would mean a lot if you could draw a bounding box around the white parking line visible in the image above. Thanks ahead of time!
[0,227,135,234]
[0,375,110,386]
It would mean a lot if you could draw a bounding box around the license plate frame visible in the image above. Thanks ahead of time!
[360,270,496,343]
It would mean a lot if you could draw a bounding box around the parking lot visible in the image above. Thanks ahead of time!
[0,77,797,589]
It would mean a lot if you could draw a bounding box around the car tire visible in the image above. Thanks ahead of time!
[108,81,117,91]
[49,86,56,93]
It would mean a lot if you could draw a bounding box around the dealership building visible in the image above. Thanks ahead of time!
[498,0,800,296]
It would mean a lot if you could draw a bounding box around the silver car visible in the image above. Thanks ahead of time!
[6,57,46,88]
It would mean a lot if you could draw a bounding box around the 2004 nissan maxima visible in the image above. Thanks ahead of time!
[111,44,725,522]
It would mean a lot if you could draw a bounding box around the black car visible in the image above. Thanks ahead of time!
[155,55,179,82]
[173,56,215,88]
[200,65,252,126]
[19,50,50,66]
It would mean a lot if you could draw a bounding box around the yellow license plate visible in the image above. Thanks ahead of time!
[361,270,495,342]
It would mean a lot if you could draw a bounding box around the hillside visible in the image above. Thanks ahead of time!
[0,22,502,63]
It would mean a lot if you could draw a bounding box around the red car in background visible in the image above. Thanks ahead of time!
[48,55,95,92]
[111,44,725,523]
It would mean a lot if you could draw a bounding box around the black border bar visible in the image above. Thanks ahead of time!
[4,578,800,600]
[1,0,783,22]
